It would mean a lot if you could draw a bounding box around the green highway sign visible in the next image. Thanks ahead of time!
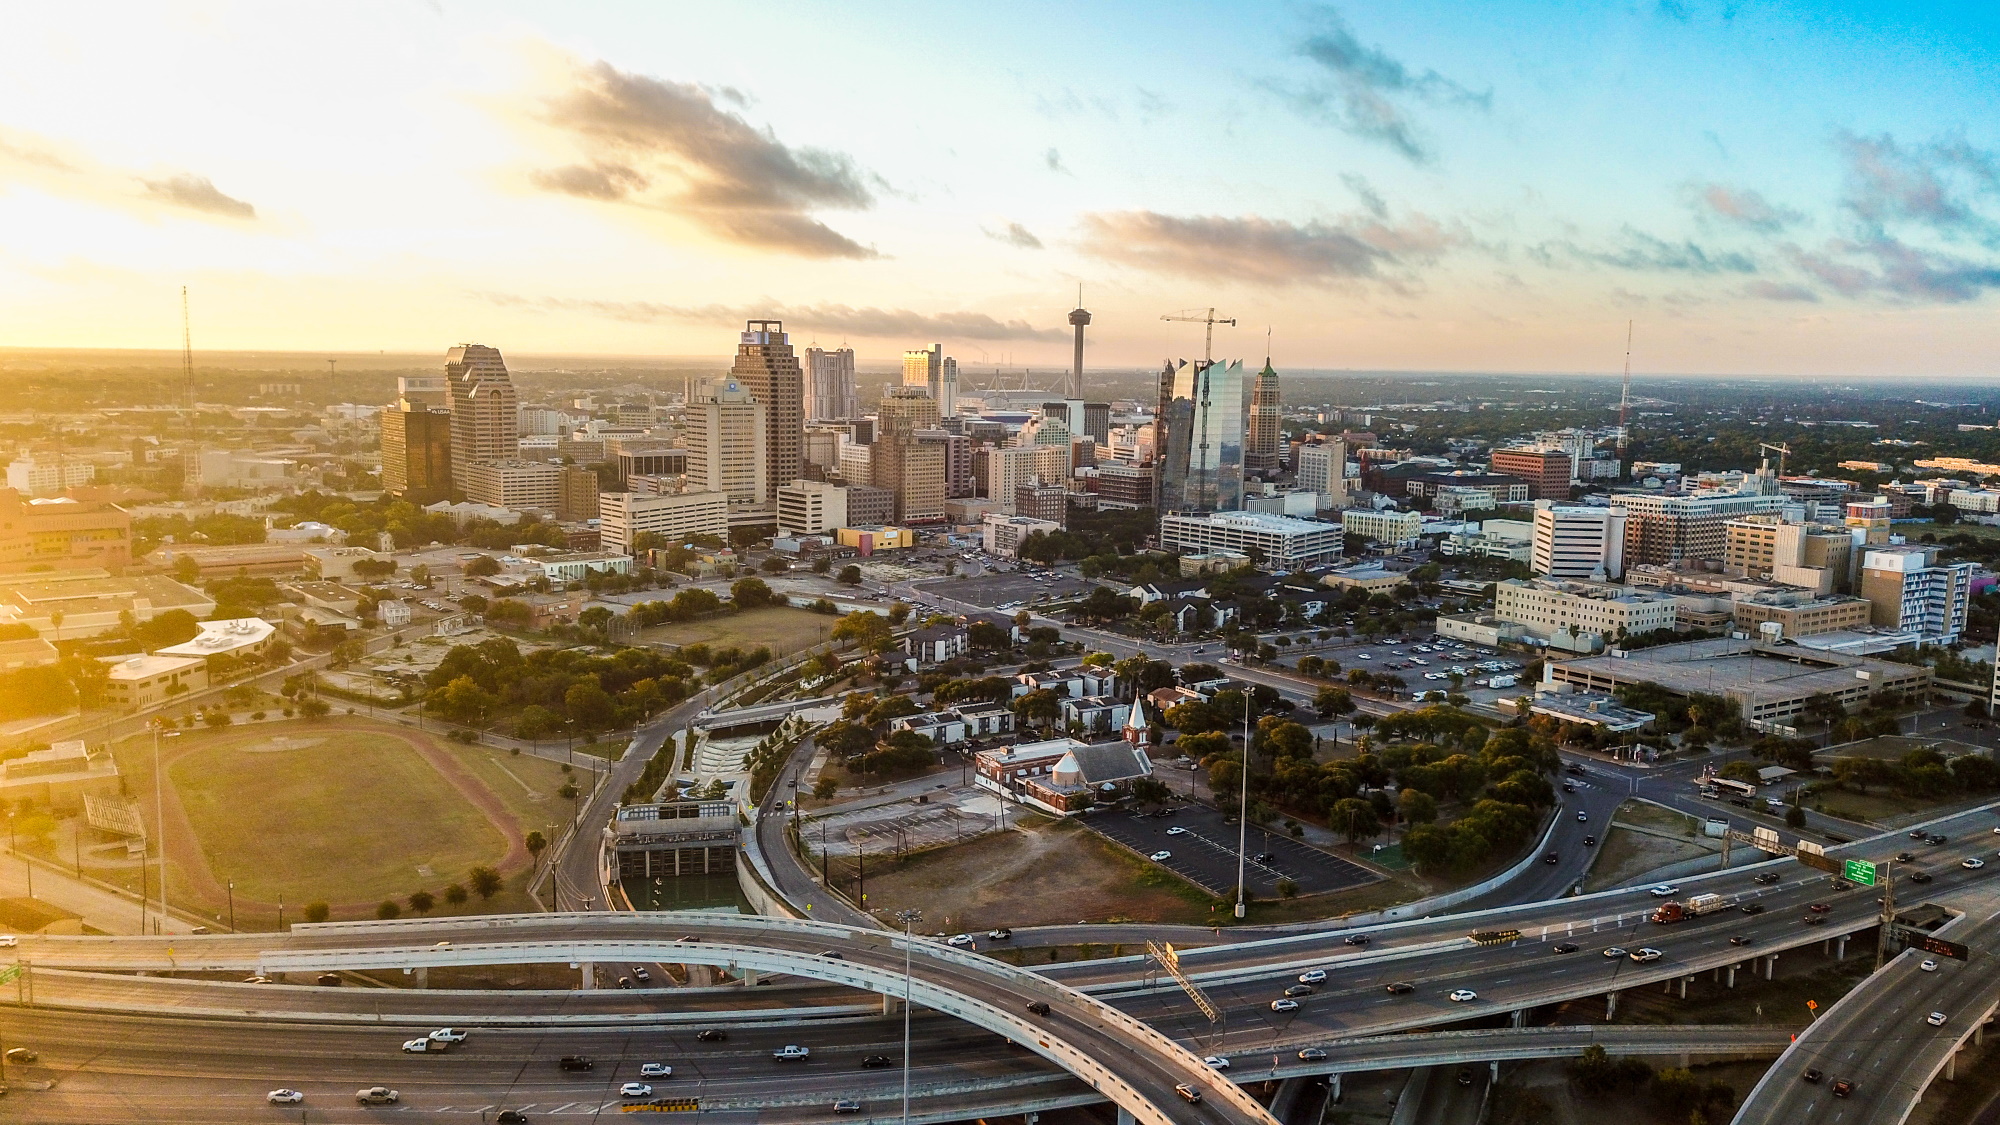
[1843,859,1878,886]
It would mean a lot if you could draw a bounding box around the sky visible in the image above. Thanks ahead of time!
[2,1,1999,377]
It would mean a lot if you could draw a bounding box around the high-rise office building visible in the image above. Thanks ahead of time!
[1155,358,1248,513]
[874,388,945,523]
[803,346,857,421]
[1618,491,1788,567]
[445,345,519,479]
[1246,359,1282,476]
[555,464,601,523]
[729,321,803,502]
[1491,447,1573,500]
[1859,544,1974,642]
[974,444,1071,512]
[940,355,959,420]
[902,344,942,398]
[917,429,973,498]
[1530,504,1627,580]
[686,377,769,503]
[1083,402,1111,445]
[1296,439,1347,505]
[382,398,454,505]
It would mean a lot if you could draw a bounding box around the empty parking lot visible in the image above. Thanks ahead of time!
[1086,803,1380,899]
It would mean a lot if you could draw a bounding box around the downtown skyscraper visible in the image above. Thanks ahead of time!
[444,344,518,480]
[1246,358,1282,476]
[803,345,856,421]
[729,320,804,501]
[1155,358,1247,513]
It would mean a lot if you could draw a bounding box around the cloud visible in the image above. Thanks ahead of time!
[1267,5,1490,162]
[1075,209,1458,287]
[1744,280,1819,302]
[477,293,1065,341]
[1837,131,1998,241]
[1341,173,1388,219]
[1044,148,1070,175]
[1536,227,1756,274]
[0,124,256,223]
[516,54,878,258]
[1657,0,1692,22]
[983,222,1044,250]
[1694,184,1800,232]
[140,173,255,219]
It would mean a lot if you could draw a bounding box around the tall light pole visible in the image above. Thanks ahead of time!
[1235,690,1250,920]
[896,907,922,1125]
[152,721,167,933]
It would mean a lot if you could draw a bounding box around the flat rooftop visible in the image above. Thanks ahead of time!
[1555,638,1929,701]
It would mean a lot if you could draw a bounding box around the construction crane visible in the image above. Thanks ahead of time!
[1615,320,1633,461]
[1760,442,1792,478]
[1161,308,1236,366]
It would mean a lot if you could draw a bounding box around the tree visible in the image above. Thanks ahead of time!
[831,610,894,653]
[812,555,833,574]
[838,565,863,585]
[468,865,504,900]
[1785,803,1806,828]
[303,901,331,924]
[443,883,468,907]
[1398,788,1438,825]
[1314,686,1355,718]
[968,621,1013,651]
[1331,797,1378,844]
[1718,760,1761,785]
[564,680,617,731]
[1013,689,1062,731]
[760,556,791,575]
[731,576,780,609]
[408,889,436,915]
[298,697,331,719]
[463,554,501,577]
[202,709,233,728]
[430,675,496,724]
[888,601,912,625]
[172,554,201,584]
[524,831,547,864]
[813,775,839,800]
[375,900,403,920]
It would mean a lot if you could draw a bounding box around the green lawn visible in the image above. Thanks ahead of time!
[161,727,512,907]
[635,606,835,657]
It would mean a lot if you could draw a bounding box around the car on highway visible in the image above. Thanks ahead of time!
[243,975,273,984]
[773,1045,812,1060]
[1649,884,1679,897]
[1165,826,1187,836]
[1741,903,1765,915]
[862,1055,893,1068]
[1630,948,1663,963]
[1449,989,1478,1002]
[355,1087,399,1105]
[401,1038,442,1053]
[559,1056,594,1071]
[1543,852,1559,864]
[1553,942,1579,954]
[1298,1048,1328,1062]
[834,1100,864,1114]
[1026,1001,1051,1016]
[1753,872,1781,884]
[1805,914,1827,925]
[1284,984,1315,997]
[1912,829,1930,839]
[1203,1055,1231,1069]
[641,1063,673,1077]
[987,928,1012,940]
[1928,833,1948,845]
[1803,1069,1823,1083]
[1583,835,1596,846]
[1150,850,1172,861]
[1922,959,1940,972]
[1809,902,1832,913]
[1174,1084,1204,1104]
[1964,857,1987,869]
[1603,947,1628,958]
[1929,1011,1949,1026]
[946,934,975,947]
[496,1112,528,1125]
[1576,811,1589,822]
[1271,999,1299,1012]
[1385,982,1415,994]
[1910,870,1934,883]
[697,1030,727,1042]
[430,1028,468,1044]
[1832,1079,1854,1098]
[1898,851,1918,862]
[621,1084,654,1098]
[1299,969,1327,984]
[1730,935,1754,946]
[267,1090,304,1105]
[1561,782,1577,793]
[1343,933,1371,945]
[632,966,651,983]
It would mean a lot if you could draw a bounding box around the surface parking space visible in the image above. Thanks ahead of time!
[1085,802,1380,898]
[915,572,1099,611]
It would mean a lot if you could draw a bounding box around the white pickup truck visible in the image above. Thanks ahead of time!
[772,1045,812,1061]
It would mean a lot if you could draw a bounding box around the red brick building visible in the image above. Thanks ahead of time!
[1490,447,1572,500]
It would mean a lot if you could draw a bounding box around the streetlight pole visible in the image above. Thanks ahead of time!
[227,880,235,933]
[1235,690,1250,920]
[896,908,922,1125]
[152,722,167,932]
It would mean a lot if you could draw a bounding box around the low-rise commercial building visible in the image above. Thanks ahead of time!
[598,491,729,554]
[1548,637,1930,724]
[982,513,1061,557]
[0,490,131,575]
[534,552,633,582]
[1492,578,1678,651]
[461,459,562,511]
[1159,511,1346,570]
[776,480,848,537]
[101,654,208,710]
[0,740,119,811]
[1340,508,1423,547]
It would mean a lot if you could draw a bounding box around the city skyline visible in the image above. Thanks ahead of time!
[0,3,1996,376]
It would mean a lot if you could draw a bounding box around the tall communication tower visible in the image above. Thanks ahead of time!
[181,285,196,421]
[1615,320,1633,461]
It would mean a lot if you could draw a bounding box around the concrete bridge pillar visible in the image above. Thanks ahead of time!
[414,966,427,989]
[1680,1053,1691,1069]
[1727,964,1738,989]
[1947,1046,1959,1082]
[1977,1022,1985,1048]
[1679,975,1691,1000]
[1764,954,1778,980]
[1490,1061,1500,1082]
[1330,1074,1342,1103]
[1836,935,1849,961]
[1511,1008,1527,1028]
[742,968,760,986]
[1117,1108,1136,1125]
[1024,1113,1039,1125]
[1821,938,1831,956]
[581,961,595,990]
[882,993,902,1016]
[1605,991,1620,1019]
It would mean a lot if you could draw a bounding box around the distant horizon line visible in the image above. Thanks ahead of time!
[0,345,1991,384]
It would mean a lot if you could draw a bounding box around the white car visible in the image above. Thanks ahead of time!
[1630,948,1664,963]
[1576,811,1589,822]
[1151,850,1173,861]
[1929,1011,1949,1026]
[1921,959,1940,972]
[946,934,975,948]
[1964,858,1987,870]
[1298,970,1327,984]
[773,1045,812,1060]
[0,936,15,948]
[1602,947,1628,959]
[1203,1055,1231,1070]
[1449,989,1478,1002]
[401,1038,436,1053]
[267,1090,304,1105]
[621,1083,654,1098]
[1649,884,1680,897]
[1270,999,1299,1013]
[1166,826,1187,836]
[429,1028,467,1044]
[640,1063,673,1077]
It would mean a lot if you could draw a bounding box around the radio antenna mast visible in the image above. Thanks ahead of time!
[1616,320,1633,461]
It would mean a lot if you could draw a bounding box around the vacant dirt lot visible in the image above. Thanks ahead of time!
[636,606,832,657]
[848,816,1221,931]
[1582,801,1716,892]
